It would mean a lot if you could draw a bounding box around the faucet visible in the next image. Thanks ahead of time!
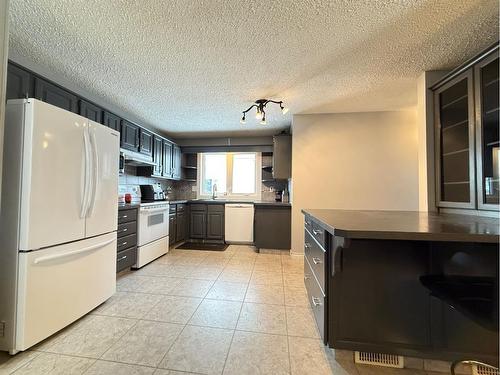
[212,183,218,200]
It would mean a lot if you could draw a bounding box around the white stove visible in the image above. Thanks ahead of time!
[134,200,170,268]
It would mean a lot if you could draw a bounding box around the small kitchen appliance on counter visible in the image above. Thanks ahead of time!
[140,184,165,201]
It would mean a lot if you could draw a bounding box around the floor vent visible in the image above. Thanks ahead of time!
[354,351,404,368]
[473,364,499,375]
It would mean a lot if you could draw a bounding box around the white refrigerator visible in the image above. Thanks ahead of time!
[0,99,119,353]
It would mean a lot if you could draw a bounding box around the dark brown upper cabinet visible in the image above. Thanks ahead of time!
[163,140,173,178]
[120,120,140,152]
[152,135,163,177]
[34,77,78,113]
[272,134,292,180]
[6,63,32,100]
[139,128,153,157]
[79,100,103,123]
[103,111,121,132]
[172,144,182,180]
[475,51,499,211]
[433,43,499,212]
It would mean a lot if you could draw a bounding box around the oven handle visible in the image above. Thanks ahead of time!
[140,208,169,214]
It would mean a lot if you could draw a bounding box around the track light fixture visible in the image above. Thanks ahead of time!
[240,99,289,125]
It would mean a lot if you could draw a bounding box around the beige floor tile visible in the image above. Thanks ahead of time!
[245,284,285,305]
[250,269,283,285]
[218,269,252,283]
[198,257,230,267]
[159,325,233,374]
[10,352,94,375]
[284,287,309,307]
[283,273,307,288]
[205,281,248,302]
[237,302,287,335]
[286,306,320,338]
[153,254,180,265]
[288,336,334,375]
[169,278,214,298]
[223,331,290,375]
[224,260,255,270]
[182,266,224,281]
[281,258,304,274]
[43,315,137,358]
[92,292,163,319]
[153,369,199,375]
[84,360,155,375]
[139,277,184,295]
[356,365,427,375]
[116,274,148,292]
[0,350,40,374]
[174,256,207,266]
[102,320,183,367]
[189,299,242,329]
[253,261,283,272]
[133,263,176,277]
[144,295,202,324]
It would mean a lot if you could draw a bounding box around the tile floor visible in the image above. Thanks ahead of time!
[0,245,446,374]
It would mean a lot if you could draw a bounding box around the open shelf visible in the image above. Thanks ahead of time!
[182,165,197,169]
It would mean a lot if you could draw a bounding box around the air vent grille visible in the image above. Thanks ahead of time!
[354,351,404,368]
[473,364,499,375]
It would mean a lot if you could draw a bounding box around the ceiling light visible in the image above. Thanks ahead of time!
[240,99,289,126]
[281,106,289,115]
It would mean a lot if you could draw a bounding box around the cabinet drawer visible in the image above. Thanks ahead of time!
[117,233,137,253]
[118,208,137,224]
[190,204,207,211]
[208,204,224,212]
[169,204,177,214]
[304,230,325,292]
[117,247,137,273]
[177,204,186,212]
[118,221,136,238]
[304,258,326,342]
[304,215,313,233]
[311,222,326,248]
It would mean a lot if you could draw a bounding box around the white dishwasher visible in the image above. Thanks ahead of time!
[225,204,254,243]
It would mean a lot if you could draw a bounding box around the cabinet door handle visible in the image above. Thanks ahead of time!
[305,220,311,226]
[304,243,311,249]
[304,274,310,280]
[311,296,322,307]
[313,229,321,235]
[118,255,127,261]
[122,228,128,233]
[312,257,322,265]
[122,215,128,218]
[121,242,128,246]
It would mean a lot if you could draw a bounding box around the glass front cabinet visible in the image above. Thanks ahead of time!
[434,45,499,212]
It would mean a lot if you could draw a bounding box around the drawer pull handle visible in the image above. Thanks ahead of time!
[313,229,321,235]
[305,220,311,226]
[304,243,311,249]
[311,296,322,307]
[122,215,128,218]
[304,274,310,280]
[312,257,322,265]
[118,255,127,261]
[122,228,128,232]
[121,242,127,246]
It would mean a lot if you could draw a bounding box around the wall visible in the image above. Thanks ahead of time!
[0,0,9,205]
[291,110,419,254]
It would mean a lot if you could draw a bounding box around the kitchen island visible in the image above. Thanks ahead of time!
[302,209,499,365]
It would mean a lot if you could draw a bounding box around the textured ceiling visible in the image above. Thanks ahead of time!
[8,0,499,137]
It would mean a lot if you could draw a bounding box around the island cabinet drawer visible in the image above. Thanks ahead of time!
[118,221,136,238]
[118,208,137,224]
[304,258,326,342]
[116,247,137,273]
[304,230,325,291]
[117,233,137,253]
[304,215,313,233]
[311,222,326,248]
[169,204,177,214]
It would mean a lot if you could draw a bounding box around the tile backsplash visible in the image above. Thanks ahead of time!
[119,165,290,202]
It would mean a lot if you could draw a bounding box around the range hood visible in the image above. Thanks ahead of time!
[120,149,155,167]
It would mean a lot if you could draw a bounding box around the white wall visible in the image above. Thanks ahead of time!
[0,0,9,205]
[291,110,419,254]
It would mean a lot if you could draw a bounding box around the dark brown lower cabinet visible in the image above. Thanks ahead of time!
[189,203,224,243]
[117,207,138,272]
[254,205,291,249]
[176,210,187,243]
[169,213,176,245]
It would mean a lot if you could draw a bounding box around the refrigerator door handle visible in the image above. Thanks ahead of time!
[87,129,99,217]
[32,238,115,265]
[81,128,91,218]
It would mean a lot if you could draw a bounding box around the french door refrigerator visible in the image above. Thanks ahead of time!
[0,99,119,354]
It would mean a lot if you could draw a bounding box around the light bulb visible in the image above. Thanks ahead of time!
[240,116,246,124]
[281,107,289,115]
[255,109,262,120]
[260,115,266,125]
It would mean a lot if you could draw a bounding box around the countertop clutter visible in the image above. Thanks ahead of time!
[302,209,499,243]
[119,199,291,208]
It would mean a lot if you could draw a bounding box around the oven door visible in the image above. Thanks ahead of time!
[137,206,169,246]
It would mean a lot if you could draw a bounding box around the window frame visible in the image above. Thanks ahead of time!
[197,152,262,200]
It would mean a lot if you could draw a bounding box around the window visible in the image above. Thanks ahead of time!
[199,152,261,199]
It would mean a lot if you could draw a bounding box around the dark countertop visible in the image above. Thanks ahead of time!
[302,209,499,243]
[118,203,140,210]
[185,199,291,207]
